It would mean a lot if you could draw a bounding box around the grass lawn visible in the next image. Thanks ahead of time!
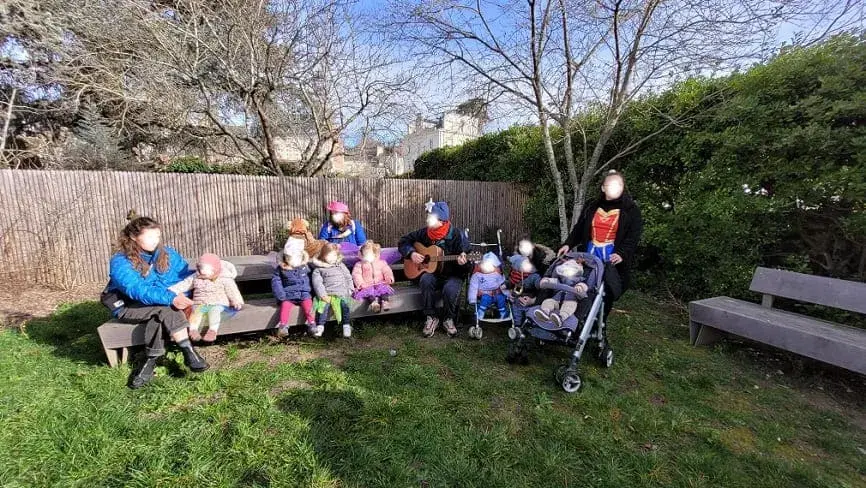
[1,291,865,487]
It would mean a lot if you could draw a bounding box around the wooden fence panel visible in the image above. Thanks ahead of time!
[0,170,528,285]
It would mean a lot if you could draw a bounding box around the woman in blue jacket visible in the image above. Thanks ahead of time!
[105,216,209,388]
[317,201,367,246]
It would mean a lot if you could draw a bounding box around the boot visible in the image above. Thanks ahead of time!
[180,344,209,372]
[129,356,159,389]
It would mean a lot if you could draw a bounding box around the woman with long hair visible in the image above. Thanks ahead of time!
[105,216,209,388]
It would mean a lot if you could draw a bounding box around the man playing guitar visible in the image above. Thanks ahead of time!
[398,199,471,338]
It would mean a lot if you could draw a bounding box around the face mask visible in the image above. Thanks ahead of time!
[362,252,375,263]
[479,261,495,273]
[331,212,345,224]
[288,254,303,268]
[426,214,440,228]
[518,241,533,256]
[603,179,624,199]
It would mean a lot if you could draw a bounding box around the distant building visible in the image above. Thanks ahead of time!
[397,106,485,175]
[335,138,403,178]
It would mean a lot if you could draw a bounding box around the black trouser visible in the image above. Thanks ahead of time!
[118,304,187,357]
[418,273,463,320]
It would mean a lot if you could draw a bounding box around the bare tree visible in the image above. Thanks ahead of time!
[2,0,417,175]
[391,0,863,239]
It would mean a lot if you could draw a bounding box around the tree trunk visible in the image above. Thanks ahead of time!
[0,88,16,167]
[539,114,569,240]
[560,125,581,226]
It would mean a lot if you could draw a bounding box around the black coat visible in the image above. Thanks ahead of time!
[398,225,472,278]
[562,194,643,289]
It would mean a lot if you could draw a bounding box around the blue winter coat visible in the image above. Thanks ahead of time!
[107,247,193,311]
[271,265,312,302]
[318,220,367,245]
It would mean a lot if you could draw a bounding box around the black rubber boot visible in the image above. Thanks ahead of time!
[181,345,209,372]
[129,356,159,389]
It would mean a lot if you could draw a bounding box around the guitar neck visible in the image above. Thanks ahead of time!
[428,253,475,263]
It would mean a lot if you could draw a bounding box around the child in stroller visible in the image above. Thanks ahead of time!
[506,250,613,393]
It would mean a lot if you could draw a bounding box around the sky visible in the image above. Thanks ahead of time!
[3,0,864,143]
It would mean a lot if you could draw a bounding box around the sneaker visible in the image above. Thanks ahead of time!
[342,323,352,338]
[314,325,325,338]
[277,324,290,338]
[202,329,218,343]
[381,299,391,312]
[423,316,439,337]
[307,323,318,336]
[188,327,202,342]
[551,313,563,329]
[443,318,458,337]
[369,301,381,313]
[533,308,551,323]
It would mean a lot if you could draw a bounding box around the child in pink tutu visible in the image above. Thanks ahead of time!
[351,241,395,313]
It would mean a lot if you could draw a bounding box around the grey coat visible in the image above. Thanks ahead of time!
[310,258,355,298]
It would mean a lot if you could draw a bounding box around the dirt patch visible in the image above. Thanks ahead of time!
[269,379,313,396]
[719,427,758,455]
[0,283,102,327]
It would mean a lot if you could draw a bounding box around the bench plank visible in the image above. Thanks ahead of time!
[689,296,866,374]
[749,267,866,315]
[194,253,405,282]
[97,287,437,367]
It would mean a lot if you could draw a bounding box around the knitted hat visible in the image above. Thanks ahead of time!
[424,198,450,221]
[481,252,501,268]
[327,201,349,213]
[198,253,222,276]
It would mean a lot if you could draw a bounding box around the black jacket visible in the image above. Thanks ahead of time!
[562,194,643,287]
[399,225,472,278]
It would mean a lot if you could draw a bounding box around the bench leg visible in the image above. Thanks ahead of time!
[690,321,724,346]
[120,347,130,366]
[104,347,119,368]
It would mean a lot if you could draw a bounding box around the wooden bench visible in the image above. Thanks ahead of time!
[98,285,438,367]
[689,267,866,375]
[97,253,430,367]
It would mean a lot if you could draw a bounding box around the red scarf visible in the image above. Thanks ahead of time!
[427,221,451,242]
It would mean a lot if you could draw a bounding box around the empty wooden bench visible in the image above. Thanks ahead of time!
[689,267,866,375]
[98,253,423,367]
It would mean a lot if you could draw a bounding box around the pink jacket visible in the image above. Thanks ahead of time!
[352,259,395,289]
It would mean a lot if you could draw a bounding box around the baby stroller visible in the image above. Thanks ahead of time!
[505,250,612,393]
[465,228,514,340]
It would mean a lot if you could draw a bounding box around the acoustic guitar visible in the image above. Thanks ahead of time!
[403,242,483,279]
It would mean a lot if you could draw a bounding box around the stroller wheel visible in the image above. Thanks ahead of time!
[507,327,520,340]
[601,347,615,368]
[554,364,568,383]
[561,369,582,393]
[468,326,482,340]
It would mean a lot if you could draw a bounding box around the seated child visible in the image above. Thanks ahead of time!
[169,253,244,343]
[271,250,315,338]
[352,241,395,313]
[468,252,509,319]
[532,258,590,329]
[311,244,356,338]
[506,254,541,325]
